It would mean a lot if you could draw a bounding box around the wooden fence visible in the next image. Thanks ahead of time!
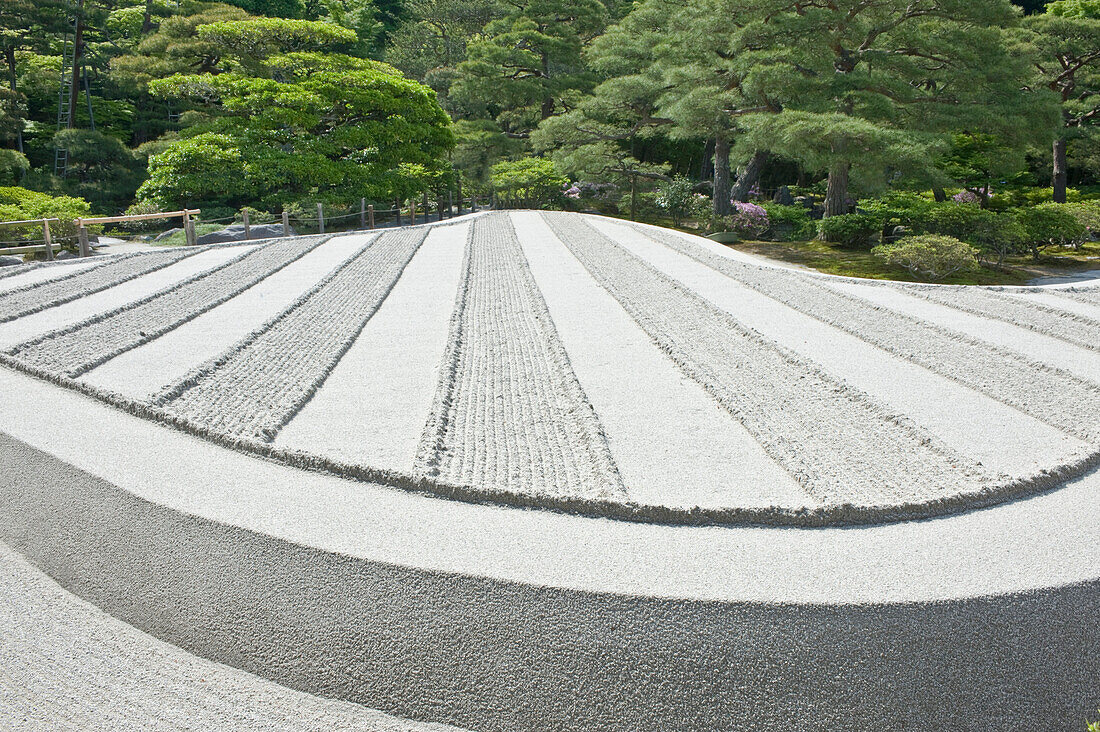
[0,219,62,260]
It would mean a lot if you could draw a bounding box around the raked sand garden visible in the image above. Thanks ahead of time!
[1,211,1099,730]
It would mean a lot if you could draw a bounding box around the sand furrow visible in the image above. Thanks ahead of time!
[634,224,1100,443]
[0,246,253,350]
[275,225,468,472]
[156,229,427,442]
[0,260,102,292]
[6,237,327,378]
[1048,286,1100,307]
[545,212,994,507]
[0,250,197,324]
[895,285,1100,353]
[416,214,625,501]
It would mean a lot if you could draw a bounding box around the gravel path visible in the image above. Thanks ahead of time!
[157,229,427,442]
[416,214,626,501]
[78,236,368,401]
[633,223,1100,443]
[6,236,327,379]
[897,284,1100,353]
[545,212,995,508]
[0,260,100,292]
[276,225,468,472]
[0,250,197,325]
[0,539,464,732]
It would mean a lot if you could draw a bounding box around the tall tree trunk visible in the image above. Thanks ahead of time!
[5,47,21,154]
[68,0,86,129]
[630,174,638,221]
[540,51,553,120]
[142,0,154,34]
[1052,137,1068,204]
[730,150,769,202]
[932,185,946,202]
[713,136,731,217]
[823,161,849,218]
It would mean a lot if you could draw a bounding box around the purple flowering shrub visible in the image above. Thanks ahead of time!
[726,200,770,237]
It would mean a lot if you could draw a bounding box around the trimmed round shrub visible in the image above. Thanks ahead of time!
[817,213,882,248]
[1014,204,1088,258]
[761,203,815,241]
[872,234,979,280]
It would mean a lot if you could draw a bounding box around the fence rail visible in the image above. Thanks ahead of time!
[0,218,61,261]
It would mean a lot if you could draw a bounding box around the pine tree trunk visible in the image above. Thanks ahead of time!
[731,150,768,202]
[824,162,849,218]
[5,47,20,154]
[142,0,154,33]
[630,175,638,221]
[1052,137,1068,204]
[713,136,731,217]
[68,0,86,129]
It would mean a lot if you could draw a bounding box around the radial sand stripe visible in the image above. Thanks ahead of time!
[1003,289,1100,321]
[275,224,468,472]
[631,223,1100,444]
[415,214,626,502]
[0,259,101,292]
[893,284,1100,353]
[78,236,368,402]
[545,212,995,507]
[512,212,810,510]
[155,228,428,443]
[0,246,252,350]
[1049,286,1100,307]
[596,220,1085,482]
[0,249,198,324]
[6,236,328,379]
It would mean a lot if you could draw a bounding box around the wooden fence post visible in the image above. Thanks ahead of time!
[437,194,445,221]
[367,205,375,229]
[317,203,325,234]
[242,209,251,240]
[409,200,416,225]
[360,198,367,229]
[282,211,290,237]
[422,191,429,225]
[395,200,401,226]
[77,223,90,257]
[42,220,53,261]
[183,211,197,246]
[471,195,477,212]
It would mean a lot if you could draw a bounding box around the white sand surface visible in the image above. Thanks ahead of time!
[590,217,1087,479]
[0,539,463,732]
[81,235,371,401]
[0,260,102,293]
[1003,288,1100,322]
[0,246,253,349]
[158,230,426,442]
[513,212,809,509]
[276,225,467,471]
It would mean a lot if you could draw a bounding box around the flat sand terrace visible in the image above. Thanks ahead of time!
[0,212,1097,526]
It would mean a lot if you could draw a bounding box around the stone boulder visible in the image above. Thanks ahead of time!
[196,223,292,245]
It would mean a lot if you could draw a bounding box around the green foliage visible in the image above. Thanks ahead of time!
[0,149,29,185]
[1086,708,1100,732]
[138,132,254,209]
[0,187,92,242]
[490,156,568,207]
[654,176,696,225]
[221,0,307,18]
[196,18,358,61]
[761,203,815,242]
[1046,0,1100,18]
[1015,203,1089,257]
[816,213,882,248]
[872,234,980,280]
[120,201,167,233]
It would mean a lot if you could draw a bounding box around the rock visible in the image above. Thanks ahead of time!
[153,228,183,242]
[794,195,815,210]
[772,186,795,206]
[196,223,293,245]
[56,250,80,260]
[0,255,23,268]
[891,225,912,240]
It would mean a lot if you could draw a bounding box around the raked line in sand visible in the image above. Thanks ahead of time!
[0,258,101,292]
[274,224,468,473]
[155,228,427,443]
[579,217,1085,484]
[1002,287,1100,321]
[625,219,1100,443]
[546,212,999,508]
[0,248,197,324]
[6,235,328,378]
[415,214,626,501]
[0,245,254,350]
[513,212,810,510]
[79,235,370,402]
